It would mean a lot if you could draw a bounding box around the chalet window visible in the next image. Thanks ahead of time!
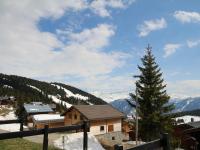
[74,114,77,120]
[100,126,104,131]
[112,136,115,140]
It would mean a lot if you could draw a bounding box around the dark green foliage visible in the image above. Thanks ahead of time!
[15,98,26,121]
[130,45,174,141]
[0,73,107,117]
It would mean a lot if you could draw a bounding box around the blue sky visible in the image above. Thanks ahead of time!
[1,0,200,101]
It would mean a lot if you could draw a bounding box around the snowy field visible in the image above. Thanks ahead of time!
[54,132,105,150]
[0,108,27,132]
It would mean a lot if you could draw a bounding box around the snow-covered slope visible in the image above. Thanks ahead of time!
[169,97,200,113]
[110,99,136,118]
[27,84,43,93]
[51,84,88,100]
[0,73,107,107]
[48,95,72,108]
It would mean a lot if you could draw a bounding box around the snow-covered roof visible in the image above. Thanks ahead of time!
[32,114,64,123]
[175,115,200,124]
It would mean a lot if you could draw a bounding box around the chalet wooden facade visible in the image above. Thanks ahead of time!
[63,105,125,135]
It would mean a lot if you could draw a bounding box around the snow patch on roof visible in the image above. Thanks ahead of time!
[54,132,105,150]
[175,115,200,124]
[33,114,64,121]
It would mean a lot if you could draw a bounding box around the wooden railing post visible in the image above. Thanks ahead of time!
[19,119,23,138]
[43,124,49,150]
[83,121,89,150]
[114,144,123,150]
[162,133,170,150]
[20,119,23,132]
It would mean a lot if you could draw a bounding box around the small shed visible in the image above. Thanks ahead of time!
[32,114,64,129]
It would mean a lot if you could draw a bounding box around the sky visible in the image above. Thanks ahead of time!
[1,0,200,102]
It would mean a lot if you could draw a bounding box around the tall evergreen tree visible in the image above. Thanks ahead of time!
[130,45,174,141]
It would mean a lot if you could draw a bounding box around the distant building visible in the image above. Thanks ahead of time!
[175,115,200,125]
[0,96,16,105]
[62,105,125,135]
[173,115,200,149]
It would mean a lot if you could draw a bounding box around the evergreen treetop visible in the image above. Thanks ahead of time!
[130,45,174,141]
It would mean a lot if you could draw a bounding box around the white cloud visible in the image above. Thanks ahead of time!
[0,1,131,79]
[187,39,200,48]
[90,0,134,17]
[167,80,200,99]
[138,18,167,37]
[174,11,200,23]
[67,24,115,50]
[0,0,135,101]
[163,43,181,58]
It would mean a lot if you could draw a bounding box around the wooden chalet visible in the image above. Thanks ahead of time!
[62,105,125,135]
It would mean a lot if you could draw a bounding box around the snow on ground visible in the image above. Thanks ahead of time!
[33,114,64,121]
[175,115,200,124]
[27,84,43,94]
[3,85,13,89]
[54,132,105,150]
[0,110,27,132]
[51,84,89,101]
[48,95,72,108]
[181,100,191,111]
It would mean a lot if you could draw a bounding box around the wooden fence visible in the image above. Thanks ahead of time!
[114,133,170,150]
[0,119,89,150]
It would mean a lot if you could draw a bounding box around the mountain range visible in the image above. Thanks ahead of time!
[1,73,200,117]
[111,97,200,117]
[0,73,107,108]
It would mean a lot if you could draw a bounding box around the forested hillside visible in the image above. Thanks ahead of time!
[0,73,107,107]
